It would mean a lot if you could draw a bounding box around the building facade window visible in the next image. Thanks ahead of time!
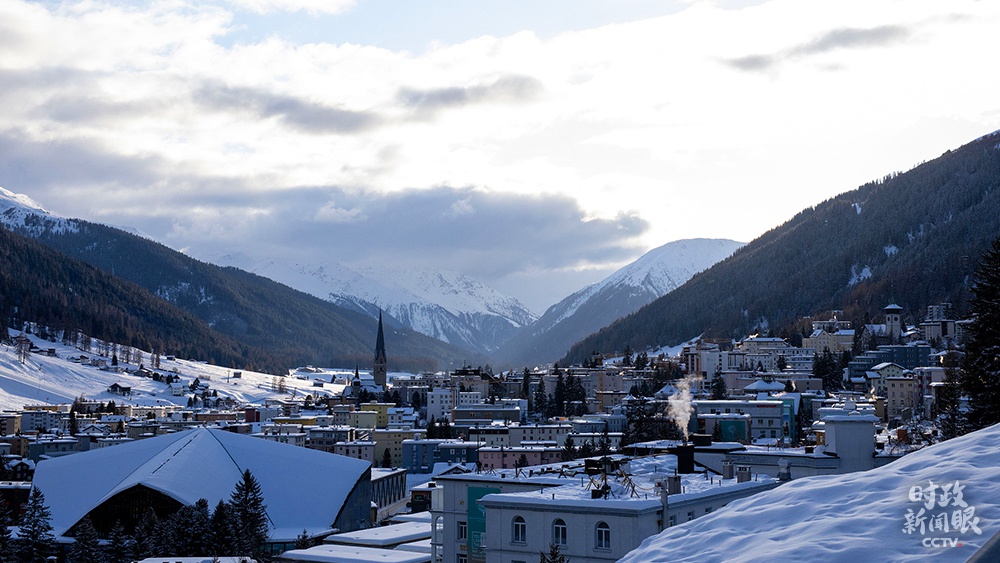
[512,516,527,543]
[595,521,611,550]
[458,521,467,541]
[553,519,567,546]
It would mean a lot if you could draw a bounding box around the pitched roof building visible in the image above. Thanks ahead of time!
[32,427,373,545]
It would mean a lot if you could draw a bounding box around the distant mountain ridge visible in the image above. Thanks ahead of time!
[215,256,538,356]
[495,238,744,367]
[0,189,478,372]
[561,130,1000,364]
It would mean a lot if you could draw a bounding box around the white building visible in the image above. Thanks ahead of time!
[431,456,777,563]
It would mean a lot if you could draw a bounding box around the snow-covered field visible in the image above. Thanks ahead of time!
[0,329,356,411]
[620,422,1000,562]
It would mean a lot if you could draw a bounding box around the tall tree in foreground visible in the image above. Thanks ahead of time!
[938,351,966,440]
[209,499,236,556]
[961,237,1000,431]
[229,469,270,556]
[16,488,55,563]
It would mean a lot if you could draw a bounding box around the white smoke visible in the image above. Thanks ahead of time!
[668,374,703,442]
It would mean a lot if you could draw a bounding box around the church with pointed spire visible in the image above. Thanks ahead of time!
[373,310,387,388]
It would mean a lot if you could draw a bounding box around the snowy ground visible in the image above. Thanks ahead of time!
[619,422,1000,562]
[0,329,367,411]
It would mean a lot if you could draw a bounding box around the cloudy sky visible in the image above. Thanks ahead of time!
[2,0,999,313]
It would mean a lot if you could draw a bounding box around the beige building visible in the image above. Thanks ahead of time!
[359,401,395,429]
[803,329,855,354]
[0,413,21,436]
[372,428,425,467]
[886,375,917,419]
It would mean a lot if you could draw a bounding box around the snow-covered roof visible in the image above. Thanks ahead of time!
[278,544,430,563]
[33,427,371,541]
[620,422,1000,562]
[325,521,431,548]
[743,379,786,391]
[478,454,774,512]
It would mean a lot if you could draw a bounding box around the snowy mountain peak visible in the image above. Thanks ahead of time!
[0,185,78,236]
[495,238,744,367]
[216,257,537,355]
[551,238,744,326]
[359,267,537,324]
[0,185,50,215]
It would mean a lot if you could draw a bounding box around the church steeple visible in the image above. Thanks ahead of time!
[373,310,387,388]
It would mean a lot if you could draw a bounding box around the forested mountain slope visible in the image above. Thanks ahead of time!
[562,131,1000,364]
[0,210,477,373]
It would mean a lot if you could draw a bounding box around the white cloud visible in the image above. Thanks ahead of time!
[1,0,999,308]
[226,0,355,15]
[314,204,367,223]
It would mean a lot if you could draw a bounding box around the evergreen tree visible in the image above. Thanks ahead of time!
[132,507,160,559]
[578,440,595,459]
[533,383,548,416]
[813,351,842,391]
[566,376,586,416]
[961,237,1000,432]
[426,416,437,439]
[520,368,531,400]
[229,470,270,556]
[152,518,175,558]
[439,419,453,439]
[16,488,56,563]
[0,501,14,563]
[209,500,236,556]
[105,520,133,563]
[545,393,558,419]
[173,499,212,556]
[710,373,727,400]
[635,351,649,371]
[597,427,612,456]
[539,542,569,563]
[381,448,393,468]
[560,435,576,462]
[69,516,103,563]
[553,373,566,417]
[939,351,967,440]
[294,529,314,550]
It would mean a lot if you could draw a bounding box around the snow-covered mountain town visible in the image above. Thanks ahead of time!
[1,289,999,562]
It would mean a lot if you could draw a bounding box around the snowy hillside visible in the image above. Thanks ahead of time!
[0,185,78,236]
[547,238,745,328]
[496,238,743,367]
[218,256,538,355]
[0,329,348,411]
[620,423,1000,562]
